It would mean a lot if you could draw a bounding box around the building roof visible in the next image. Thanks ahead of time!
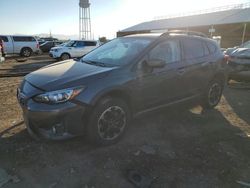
[121,7,250,32]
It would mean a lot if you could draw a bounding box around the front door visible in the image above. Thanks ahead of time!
[72,41,85,57]
[133,39,187,111]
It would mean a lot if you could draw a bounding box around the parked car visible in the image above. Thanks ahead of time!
[49,40,99,60]
[17,31,227,145]
[38,37,59,45]
[40,41,64,53]
[40,37,58,42]
[0,35,40,57]
[224,40,250,55]
[227,48,250,82]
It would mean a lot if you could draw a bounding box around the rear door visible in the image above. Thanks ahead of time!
[82,41,97,55]
[12,36,37,54]
[180,37,214,96]
[0,36,13,54]
[134,39,187,111]
[72,41,87,57]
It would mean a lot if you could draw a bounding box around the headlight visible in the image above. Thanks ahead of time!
[33,87,84,104]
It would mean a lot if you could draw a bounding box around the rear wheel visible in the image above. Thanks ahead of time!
[201,78,224,109]
[86,97,130,145]
[60,53,70,60]
[21,48,32,57]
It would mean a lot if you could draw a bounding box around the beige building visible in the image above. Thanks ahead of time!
[117,3,250,48]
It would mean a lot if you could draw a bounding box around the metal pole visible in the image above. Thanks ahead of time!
[89,7,92,39]
[79,7,81,39]
[242,23,247,44]
[210,25,214,38]
[87,8,89,39]
[83,8,85,39]
[84,8,86,39]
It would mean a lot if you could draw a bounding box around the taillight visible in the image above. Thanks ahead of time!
[223,54,230,63]
[37,43,39,49]
[0,40,4,48]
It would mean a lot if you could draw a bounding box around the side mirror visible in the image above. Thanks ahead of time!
[146,59,166,68]
[73,57,81,61]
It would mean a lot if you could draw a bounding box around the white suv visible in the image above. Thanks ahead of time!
[0,35,40,57]
[49,40,99,60]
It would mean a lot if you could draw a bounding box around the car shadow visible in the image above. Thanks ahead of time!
[1,90,249,150]
[0,87,249,187]
[223,84,250,136]
[11,61,53,69]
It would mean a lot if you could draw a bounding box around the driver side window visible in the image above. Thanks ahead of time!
[149,40,181,64]
[73,41,85,47]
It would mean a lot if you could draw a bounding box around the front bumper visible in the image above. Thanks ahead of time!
[17,84,89,140]
[228,59,250,72]
[22,103,87,140]
[49,51,61,59]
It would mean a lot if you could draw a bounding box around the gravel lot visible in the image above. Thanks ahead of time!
[0,55,250,188]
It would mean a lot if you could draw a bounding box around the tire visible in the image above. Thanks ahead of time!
[60,53,70,60]
[201,78,224,109]
[21,48,32,57]
[86,97,130,145]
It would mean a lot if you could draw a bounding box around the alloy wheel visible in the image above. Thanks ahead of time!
[208,83,222,106]
[97,106,126,140]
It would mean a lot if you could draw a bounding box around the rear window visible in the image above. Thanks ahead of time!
[84,41,97,46]
[182,38,205,59]
[206,42,218,54]
[0,36,9,42]
[203,42,210,56]
[13,36,36,42]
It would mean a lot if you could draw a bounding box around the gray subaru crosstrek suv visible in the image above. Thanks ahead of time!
[17,31,227,145]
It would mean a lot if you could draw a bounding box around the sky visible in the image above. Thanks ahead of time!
[0,0,249,39]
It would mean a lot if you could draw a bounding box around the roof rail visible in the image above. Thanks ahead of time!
[162,30,208,38]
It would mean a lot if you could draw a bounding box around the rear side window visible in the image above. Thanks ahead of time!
[84,41,97,46]
[182,38,205,59]
[0,36,9,42]
[206,42,217,54]
[13,36,36,42]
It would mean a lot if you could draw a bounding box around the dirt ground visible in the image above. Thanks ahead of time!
[0,55,250,188]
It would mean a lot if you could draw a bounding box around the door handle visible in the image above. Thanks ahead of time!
[177,68,185,75]
[201,62,210,67]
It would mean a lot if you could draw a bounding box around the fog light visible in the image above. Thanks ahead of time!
[52,124,65,135]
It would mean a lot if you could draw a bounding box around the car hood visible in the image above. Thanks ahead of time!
[50,46,63,51]
[25,59,116,91]
[231,48,250,58]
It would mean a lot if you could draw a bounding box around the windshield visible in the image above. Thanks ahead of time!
[81,37,153,66]
[65,41,76,47]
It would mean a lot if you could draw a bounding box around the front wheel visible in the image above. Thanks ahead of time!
[86,97,130,145]
[201,79,224,109]
[60,53,70,60]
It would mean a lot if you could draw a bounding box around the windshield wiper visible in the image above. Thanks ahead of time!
[81,60,107,67]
